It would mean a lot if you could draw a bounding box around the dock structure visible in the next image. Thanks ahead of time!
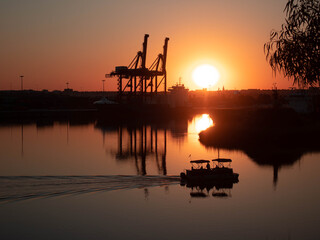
[106,34,169,96]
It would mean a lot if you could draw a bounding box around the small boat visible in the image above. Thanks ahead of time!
[180,158,239,182]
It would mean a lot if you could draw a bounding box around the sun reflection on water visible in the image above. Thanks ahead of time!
[194,114,214,133]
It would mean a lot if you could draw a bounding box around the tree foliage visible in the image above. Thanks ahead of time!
[264,0,320,87]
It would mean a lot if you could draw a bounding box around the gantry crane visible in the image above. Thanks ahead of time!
[106,34,169,95]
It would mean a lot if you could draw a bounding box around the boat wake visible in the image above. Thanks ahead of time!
[0,175,180,204]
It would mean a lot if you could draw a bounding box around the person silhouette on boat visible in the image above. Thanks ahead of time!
[206,162,210,170]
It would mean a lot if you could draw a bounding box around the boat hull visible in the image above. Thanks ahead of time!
[180,170,239,183]
[181,173,239,181]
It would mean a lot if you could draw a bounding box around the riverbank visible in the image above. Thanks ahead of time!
[199,108,320,166]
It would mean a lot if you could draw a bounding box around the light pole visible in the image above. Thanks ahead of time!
[66,82,69,89]
[102,79,105,92]
[20,75,24,91]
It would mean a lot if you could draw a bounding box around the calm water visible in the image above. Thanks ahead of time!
[0,114,320,239]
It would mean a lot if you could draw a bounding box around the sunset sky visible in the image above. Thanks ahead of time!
[0,0,291,91]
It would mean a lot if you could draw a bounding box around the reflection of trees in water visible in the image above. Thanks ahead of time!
[199,109,320,187]
[95,118,189,175]
[244,147,305,187]
[200,138,319,187]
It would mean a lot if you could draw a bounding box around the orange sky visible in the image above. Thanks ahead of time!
[0,0,292,91]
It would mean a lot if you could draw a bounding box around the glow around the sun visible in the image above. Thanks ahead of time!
[192,64,220,89]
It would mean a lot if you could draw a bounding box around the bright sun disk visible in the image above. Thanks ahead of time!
[195,114,214,133]
[192,64,220,89]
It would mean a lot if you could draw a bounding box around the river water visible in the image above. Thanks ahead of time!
[0,114,319,239]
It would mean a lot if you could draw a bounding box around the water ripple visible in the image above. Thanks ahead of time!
[0,175,180,204]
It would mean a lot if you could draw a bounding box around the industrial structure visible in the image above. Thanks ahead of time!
[106,34,169,96]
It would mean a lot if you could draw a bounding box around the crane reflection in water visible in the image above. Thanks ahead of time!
[95,114,215,176]
[115,125,167,175]
[95,118,190,176]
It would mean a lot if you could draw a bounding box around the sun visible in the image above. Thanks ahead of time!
[195,114,214,133]
[192,64,220,88]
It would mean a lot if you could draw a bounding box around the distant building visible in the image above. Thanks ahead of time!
[63,88,73,93]
[168,83,189,108]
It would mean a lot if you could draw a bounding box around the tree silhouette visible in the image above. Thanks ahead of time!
[264,0,320,87]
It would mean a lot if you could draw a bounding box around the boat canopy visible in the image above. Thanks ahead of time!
[212,158,232,163]
[190,160,210,164]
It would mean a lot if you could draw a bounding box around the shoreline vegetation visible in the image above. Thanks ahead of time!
[199,108,320,168]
